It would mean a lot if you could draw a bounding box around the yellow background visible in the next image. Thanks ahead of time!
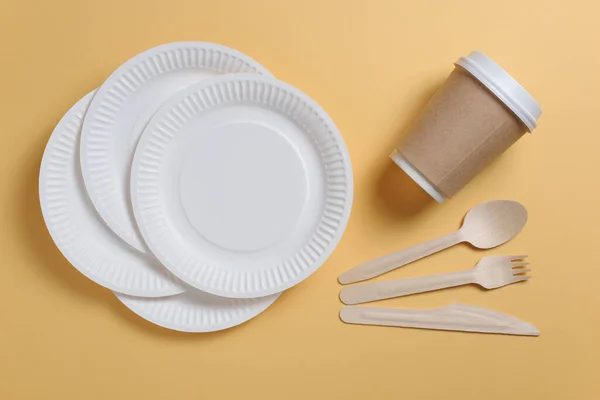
[1,0,598,398]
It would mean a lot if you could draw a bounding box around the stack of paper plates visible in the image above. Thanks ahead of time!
[39,42,353,332]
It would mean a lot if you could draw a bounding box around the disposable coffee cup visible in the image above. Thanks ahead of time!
[391,51,542,202]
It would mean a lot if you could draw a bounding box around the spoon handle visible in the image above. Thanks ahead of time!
[339,269,473,304]
[338,231,463,284]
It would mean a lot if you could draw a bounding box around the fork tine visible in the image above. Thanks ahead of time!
[511,262,530,268]
[512,268,531,275]
[510,255,528,261]
[512,275,531,283]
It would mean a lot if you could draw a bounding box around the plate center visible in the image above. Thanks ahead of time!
[179,121,308,253]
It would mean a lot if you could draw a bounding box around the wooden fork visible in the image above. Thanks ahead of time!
[339,256,531,305]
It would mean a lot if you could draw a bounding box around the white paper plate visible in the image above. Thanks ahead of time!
[39,91,185,297]
[80,42,272,252]
[131,74,353,298]
[115,291,280,332]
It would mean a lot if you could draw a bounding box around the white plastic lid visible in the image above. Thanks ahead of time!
[455,51,541,132]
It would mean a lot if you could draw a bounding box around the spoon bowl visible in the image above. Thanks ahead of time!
[460,200,527,249]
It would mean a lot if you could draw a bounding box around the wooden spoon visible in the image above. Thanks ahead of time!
[338,200,527,284]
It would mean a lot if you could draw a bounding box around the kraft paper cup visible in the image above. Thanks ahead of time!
[392,51,542,202]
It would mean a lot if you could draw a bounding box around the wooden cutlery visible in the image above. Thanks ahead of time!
[338,200,536,336]
[340,304,539,336]
[340,255,531,304]
[338,200,527,284]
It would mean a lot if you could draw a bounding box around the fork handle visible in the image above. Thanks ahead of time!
[338,231,463,284]
[339,270,474,305]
